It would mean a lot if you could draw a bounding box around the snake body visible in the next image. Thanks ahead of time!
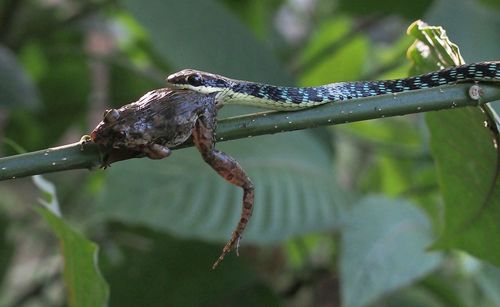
[166,62,500,110]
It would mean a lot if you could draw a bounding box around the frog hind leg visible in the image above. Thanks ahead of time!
[192,106,254,269]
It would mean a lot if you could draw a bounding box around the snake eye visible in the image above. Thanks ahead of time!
[103,109,120,123]
[186,73,203,86]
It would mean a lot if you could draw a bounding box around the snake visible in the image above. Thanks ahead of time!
[165,61,500,110]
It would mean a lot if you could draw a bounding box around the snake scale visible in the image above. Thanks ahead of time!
[166,61,500,110]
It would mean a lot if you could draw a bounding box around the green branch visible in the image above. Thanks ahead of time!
[1,83,499,181]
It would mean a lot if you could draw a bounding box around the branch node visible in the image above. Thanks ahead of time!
[469,84,483,101]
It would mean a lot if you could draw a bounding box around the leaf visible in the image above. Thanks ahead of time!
[478,0,500,11]
[340,116,442,225]
[220,0,282,39]
[425,0,500,62]
[97,131,346,244]
[340,196,441,307]
[340,118,422,152]
[474,261,500,306]
[379,286,447,307]
[121,0,292,85]
[298,17,369,85]
[426,107,500,264]
[424,0,500,118]
[337,0,433,19]
[4,40,91,153]
[407,21,500,266]
[102,224,281,307]
[34,176,109,307]
[406,20,464,70]
[0,45,39,108]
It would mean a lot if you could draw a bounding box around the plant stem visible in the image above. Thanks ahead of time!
[1,83,499,181]
[0,143,102,180]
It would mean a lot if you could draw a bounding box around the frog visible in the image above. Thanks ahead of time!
[90,88,254,269]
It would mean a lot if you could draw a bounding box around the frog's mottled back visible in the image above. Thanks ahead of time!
[90,89,209,158]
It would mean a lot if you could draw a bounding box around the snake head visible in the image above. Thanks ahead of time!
[166,69,232,94]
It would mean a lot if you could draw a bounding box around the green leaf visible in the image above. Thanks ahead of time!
[34,176,109,307]
[478,0,500,11]
[337,0,433,19]
[0,45,39,108]
[425,0,500,62]
[407,21,500,266]
[340,196,441,307]
[418,273,469,307]
[340,118,422,152]
[121,0,291,85]
[379,286,446,307]
[474,261,500,306]
[97,131,346,244]
[4,40,91,153]
[424,0,500,117]
[426,108,500,264]
[298,17,369,85]
[406,20,464,70]
[220,0,283,39]
[102,224,281,307]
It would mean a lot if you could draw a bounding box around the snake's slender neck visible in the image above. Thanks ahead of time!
[166,62,500,111]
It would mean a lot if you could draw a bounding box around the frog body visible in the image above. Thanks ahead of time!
[90,88,253,269]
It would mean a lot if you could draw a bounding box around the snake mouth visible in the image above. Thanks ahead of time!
[164,82,188,90]
[166,69,200,87]
[89,122,107,144]
[90,129,98,142]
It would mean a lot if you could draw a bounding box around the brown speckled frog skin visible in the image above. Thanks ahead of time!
[90,89,253,269]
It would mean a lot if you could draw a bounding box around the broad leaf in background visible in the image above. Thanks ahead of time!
[102,224,280,307]
[408,21,500,266]
[427,107,500,264]
[340,117,441,225]
[425,0,500,135]
[425,0,500,63]
[479,0,500,11]
[474,261,500,306]
[4,40,91,152]
[99,0,347,244]
[340,196,441,307]
[337,0,433,19]
[98,132,346,244]
[121,0,291,85]
[0,46,39,108]
[220,0,282,40]
[298,17,369,85]
[34,176,109,307]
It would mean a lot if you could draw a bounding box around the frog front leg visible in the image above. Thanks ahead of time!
[192,108,254,269]
[143,143,171,159]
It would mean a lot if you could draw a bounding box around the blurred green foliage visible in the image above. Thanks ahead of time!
[0,0,500,306]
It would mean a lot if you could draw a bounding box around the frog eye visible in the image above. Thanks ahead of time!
[186,73,203,86]
[103,109,120,123]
